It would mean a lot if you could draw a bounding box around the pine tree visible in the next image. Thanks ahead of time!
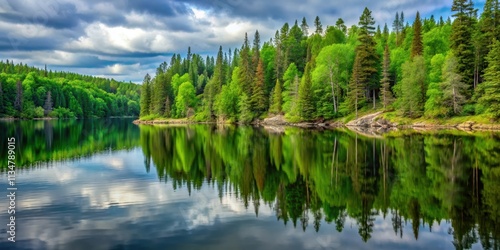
[381,45,393,110]
[298,62,314,120]
[314,16,323,34]
[44,90,53,116]
[347,54,365,118]
[289,75,301,118]
[357,7,379,109]
[239,33,253,97]
[393,12,401,46]
[450,0,476,92]
[252,30,261,68]
[269,79,282,114]
[441,54,468,115]
[301,17,309,36]
[140,74,151,117]
[477,39,500,118]
[0,81,3,114]
[273,30,284,81]
[14,80,23,117]
[383,23,389,45]
[474,0,499,88]
[152,63,168,115]
[411,12,424,58]
[400,12,406,45]
[213,46,226,93]
[336,18,347,34]
[282,63,299,114]
[251,59,267,114]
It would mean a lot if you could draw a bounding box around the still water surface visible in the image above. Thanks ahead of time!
[0,119,499,250]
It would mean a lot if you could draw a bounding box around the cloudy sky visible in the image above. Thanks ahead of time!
[0,0,486,83]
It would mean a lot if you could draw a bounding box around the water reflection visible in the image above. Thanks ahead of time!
[0,120,499,249]
[140,125,500,248]
[0,119,139,168]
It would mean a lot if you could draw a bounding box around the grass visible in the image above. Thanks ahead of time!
[381,111,496,125]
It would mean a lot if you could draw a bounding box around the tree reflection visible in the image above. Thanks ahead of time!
[139,125,500,246]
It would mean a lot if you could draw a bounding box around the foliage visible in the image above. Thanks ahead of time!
[0,62,140,119]
[134,1,500,124]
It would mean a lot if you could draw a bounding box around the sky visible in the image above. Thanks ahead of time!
[0,0,487,83]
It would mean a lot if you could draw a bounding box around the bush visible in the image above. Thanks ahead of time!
[461,104,476,116]
[50,107,76,119]
[34,106,45,118]
[140,114,160,121]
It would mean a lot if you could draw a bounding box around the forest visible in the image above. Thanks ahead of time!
[0,61,141,118]
[139,0,500,123]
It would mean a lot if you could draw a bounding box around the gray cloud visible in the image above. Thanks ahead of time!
[0,0,485,83]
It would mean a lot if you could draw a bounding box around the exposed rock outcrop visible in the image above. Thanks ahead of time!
[346,111,394,128]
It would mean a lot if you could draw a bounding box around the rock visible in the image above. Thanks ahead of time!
[346,111,386,127]
[458,121,475,129]
[262,115,288,126]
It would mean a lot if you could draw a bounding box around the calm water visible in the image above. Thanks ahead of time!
[1,119,500,250]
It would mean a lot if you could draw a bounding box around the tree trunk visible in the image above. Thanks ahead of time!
[329,70,337,114]
[373,89,376,109]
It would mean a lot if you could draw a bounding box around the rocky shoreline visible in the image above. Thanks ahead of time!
[133,113,500,131]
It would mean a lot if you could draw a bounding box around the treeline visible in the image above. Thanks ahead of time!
[0,61,141,118]
[140,0,500,122]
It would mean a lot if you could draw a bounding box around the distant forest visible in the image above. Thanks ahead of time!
[0,61,140,118]
[139,0,500,123]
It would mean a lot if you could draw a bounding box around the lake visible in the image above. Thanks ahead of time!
[1,119,499,250]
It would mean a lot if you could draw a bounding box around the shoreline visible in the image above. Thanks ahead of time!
[133,114,500,131]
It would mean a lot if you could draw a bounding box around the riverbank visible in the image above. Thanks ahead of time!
[134,111,500,131]
[345,111,500,131]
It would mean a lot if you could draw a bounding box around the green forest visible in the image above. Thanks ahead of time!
[0,61,141,118]
[139,0,500,123]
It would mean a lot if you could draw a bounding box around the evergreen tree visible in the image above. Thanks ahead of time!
[14,80,23,117]
[251,59,267,114]
[477,39,500,118]
[301,17,309,36]
[393,12,401,46]
[381,45,393,110]
[347,54,365,118]
[43,90,53,116]
[450,0,476,91]
[298,61,314,120]
[282,63,299,114]
[411,12,424,58]
[357,7,379,109]
[314,16,323,34]
[269,79,282,114]
[273,30,284,81]
[441,54,468,115]
[287,21,306,72]
[474,0,499,88]
[152,63,168,115]
[400,12,406,45]
[252,30,261,68]
[140,74,151,116]
[336,18,347,34]
[0,81,3,114]
[239,33,254,97]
